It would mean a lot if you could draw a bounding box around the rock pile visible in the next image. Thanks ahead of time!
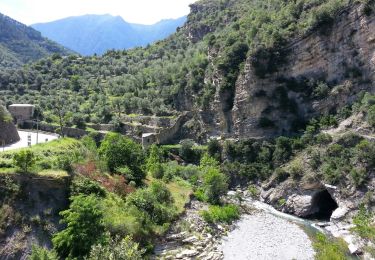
[153,200,226,260]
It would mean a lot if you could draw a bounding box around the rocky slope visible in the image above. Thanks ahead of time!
[197,2,375,139]
[0,174,70,259]
[0,13,72,69]
[259,113,375,256]
[0,106,19,145]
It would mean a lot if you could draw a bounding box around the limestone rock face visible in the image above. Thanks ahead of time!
[231,3,375,138]
[0,107,19,145]
[0,121,20,145]
[193,3,375,139]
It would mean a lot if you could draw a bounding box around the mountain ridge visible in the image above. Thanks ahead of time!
[0,12,73,68]
[32,15,187,55]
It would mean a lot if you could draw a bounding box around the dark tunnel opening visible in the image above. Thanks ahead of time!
[306,189,338,220]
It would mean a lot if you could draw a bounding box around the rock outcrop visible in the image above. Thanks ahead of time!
[0,106,19,145]
[195,3,375,139]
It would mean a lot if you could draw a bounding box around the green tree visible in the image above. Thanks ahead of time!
[146,144,164,179]
[52,195,106,259]
[13,150,36,173]
[203,167,228,205]
[88,236,145,260]
[99,133,145,184]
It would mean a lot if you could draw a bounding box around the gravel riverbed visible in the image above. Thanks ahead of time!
[220,210,315,260]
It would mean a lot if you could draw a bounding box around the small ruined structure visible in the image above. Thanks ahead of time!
[0,106,20,145]
[142,133,157,148]
[8,104,35,122]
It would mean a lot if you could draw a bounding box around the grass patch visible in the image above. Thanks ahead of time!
[37,170,69,179]
[146,174,192,215]
[201,204,240,224]
[313,232,348,260]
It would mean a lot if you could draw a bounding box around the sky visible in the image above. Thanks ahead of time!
[0,0,198,25]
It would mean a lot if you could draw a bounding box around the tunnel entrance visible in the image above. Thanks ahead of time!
[306,189,338,220]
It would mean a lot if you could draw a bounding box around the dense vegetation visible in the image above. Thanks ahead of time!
[0,13,71,69]
[0,0,366,129]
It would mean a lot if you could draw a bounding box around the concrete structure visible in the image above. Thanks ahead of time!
[0,105,20,145]
[142,133,157,148]
[8,104,35,122]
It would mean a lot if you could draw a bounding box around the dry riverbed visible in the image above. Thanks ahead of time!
[153,195,316,260]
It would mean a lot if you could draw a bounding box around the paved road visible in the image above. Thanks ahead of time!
[1,130,59,152]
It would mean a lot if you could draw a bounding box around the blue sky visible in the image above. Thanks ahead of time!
[0,0,197,25]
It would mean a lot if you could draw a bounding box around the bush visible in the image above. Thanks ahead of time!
[146,145,164,179]
[13,150,36,173]
[367,105,375,127]
[350,167,368,187]
[194,188,208,202]
[201,204,240,224]
[315,133,333,145]
[274,168,290,183]
[30,245,58,260]
[273,137,292,164]
[179,139,197,163]
[70,176,106,197]
[248,185,260,198]
[88,236,145,260]
[313,233,348,260]
[207,139,222,160]
[352,205,375,242]
[55,154,74,172]
[52,195,106,259]
[99,133,145,185]
[203,167,228,205]
[126,182,176,225]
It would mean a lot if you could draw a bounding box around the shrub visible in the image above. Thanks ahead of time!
[201,204,240,224]
[146,144,164,179]
[52,195,106,259]
[313,233,348,260]
[273,137,292,164]
[274,168,290,183]
[88,236,145,260]
[179,139,197,163]
[207,139,222,160]
[194,188,208,202]
[126,183,176,225]
[248,185,260,198]
[13,150,36,173]
[55,154,74,172]
[350,167,368,187]
[70,176,106,197]
[313,82,330,99]
[352,205,375,242]
[315,133,333,145]
[367,105,375,127]
[99,133,145,185]
[203,167,228,205]
[30,245,58,260]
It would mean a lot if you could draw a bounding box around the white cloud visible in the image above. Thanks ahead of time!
[0,0,197,25]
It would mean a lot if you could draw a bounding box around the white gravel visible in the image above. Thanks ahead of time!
[1,130,58,152]
[220,211,315,260]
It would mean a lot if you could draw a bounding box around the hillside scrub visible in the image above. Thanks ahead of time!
[0,0,359,127]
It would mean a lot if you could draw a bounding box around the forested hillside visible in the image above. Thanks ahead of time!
[0,0,373,138]
[32,15,187,56]
[0,13,72,69]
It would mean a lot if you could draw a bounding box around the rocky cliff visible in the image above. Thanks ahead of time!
[196,3,375,139]
[0,106,20,145]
